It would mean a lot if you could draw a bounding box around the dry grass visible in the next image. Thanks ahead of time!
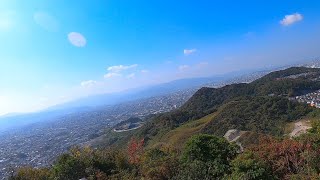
[149,113,216,149]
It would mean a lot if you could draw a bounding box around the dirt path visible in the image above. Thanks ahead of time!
[290,121,311,138]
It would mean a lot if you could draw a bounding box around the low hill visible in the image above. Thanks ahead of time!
[142,95,312,149]
[139,67,320,139]
[252,67,320,96]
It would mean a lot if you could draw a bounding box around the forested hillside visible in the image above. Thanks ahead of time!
[134,67,320,146]
[202,96,312,136]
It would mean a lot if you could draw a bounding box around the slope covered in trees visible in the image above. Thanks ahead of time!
[10,126,320,179]
[202,96,312,136]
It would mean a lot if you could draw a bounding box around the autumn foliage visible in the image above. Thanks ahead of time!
[127,137,144,165]
[244,134,320,179]
[9,133,320,180]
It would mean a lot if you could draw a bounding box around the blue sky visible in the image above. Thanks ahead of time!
[0,0,320,115]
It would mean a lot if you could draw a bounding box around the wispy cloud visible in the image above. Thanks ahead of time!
[34,11,60,32]
[184,49,197,55]
[197,62,208,67]
[107,64,138,72]
[141,70,149,73]
[178,65,189,71]
[280,13,303,26]
[104,72,122,78]
[81,80,97,87]
[68,32,87,47]
[104,64,138,79]
[126,73,135,79]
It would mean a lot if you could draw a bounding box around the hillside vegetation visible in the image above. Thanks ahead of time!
[134,67,320,146]
[202,96,312,136]
[149,113,216,149]
[85,67,320,149]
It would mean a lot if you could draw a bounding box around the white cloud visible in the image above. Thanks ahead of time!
[104,72,122,78]
[81,80,97,87]
[280,13,303,26]
[184,49,197,55]
[126,73,135,79]
[141,70,149,73]
[103,64,138,79]
[34,11,60,32]
[178,65,189,71]
[68,32,87,47]
[107,64,138,72]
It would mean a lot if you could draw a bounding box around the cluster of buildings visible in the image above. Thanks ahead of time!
[292,90,320,108]
[0,113,112,178]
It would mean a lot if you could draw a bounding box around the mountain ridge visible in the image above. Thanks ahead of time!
[97,66,320,149]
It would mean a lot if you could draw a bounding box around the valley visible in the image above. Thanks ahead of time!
[0,90,193,179]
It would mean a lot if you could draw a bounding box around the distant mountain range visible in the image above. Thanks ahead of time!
[48,74,234,110]
[0,107,93,134]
